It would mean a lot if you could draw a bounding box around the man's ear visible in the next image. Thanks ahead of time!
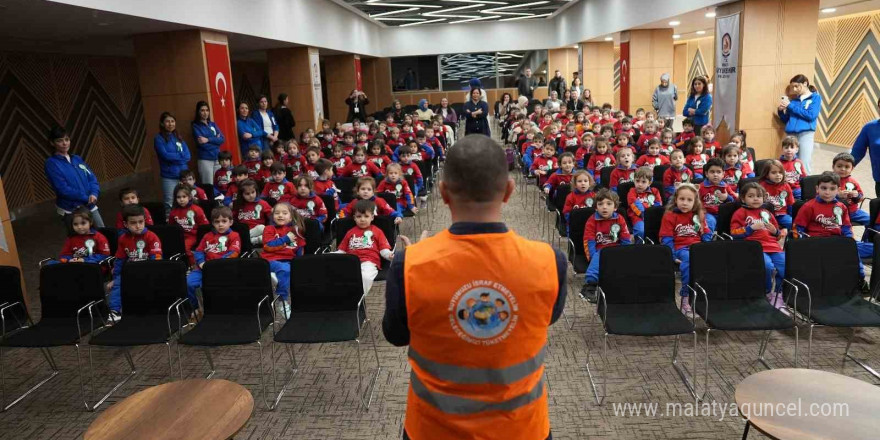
[502,178,515,203]
[439,181,450,205]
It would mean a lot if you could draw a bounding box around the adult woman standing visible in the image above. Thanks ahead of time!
[252,95,278,151]
[391,99,404,123]
[345,89,369,123]
[416,99,434,124]
[437,97,457,131]
[570,77,583,99]
[154,112,191,211]
[237,101,262,159]
[463,88,490,137]
[494,93,513,122]
[581,88,594,109]
[652,73,678,129]
[777,74,821,173]
[44,125,104,228]
[274,93,296,141]
[682,76,712,135]
[464,78,488,103]
[191,101,225,185]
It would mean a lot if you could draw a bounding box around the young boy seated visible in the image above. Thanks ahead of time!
[627,166,663,240]
[581,189,631,302]
[530,141,559,187]
[223,165,250,206]
[180,170,208,201]
[109,204,162,321]
[242,145,262,178]
[832,153,869,224]
[675,118,696,147]
[261,162,295,204]
[186,206,241,311]
[336,200,407,296]
[214,151,234,196]
[699,158,736,232]
[115,188,154,230]
[663,149,694,200]
[312,158,340,211]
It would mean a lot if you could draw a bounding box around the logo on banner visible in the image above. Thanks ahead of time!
[721,33,732,58]
[215,72,228,107]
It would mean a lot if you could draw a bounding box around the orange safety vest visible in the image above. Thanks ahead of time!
[404,229,558,440]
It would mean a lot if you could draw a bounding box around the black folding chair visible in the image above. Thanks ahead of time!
[566,208,593,276]
[737,177,759,195]
[302,218,324,255]
[653,164,670,184]
[150,224,187,261]
[270,254,381,410]
[863,198,880,243]
[376,192,398,212]
[0,266,27,345]
[643,206,666,245]
[784,237,880,378]
[141,202,167,225]
[196,183,216,199]
[800,175,821,201]
[615,181,635,211]
[334,216,395,282]
[98,227,118,255]
[197,199,217,218]
[598,167,613,190]
[552,185,572,241]
[0,263,106,411]
[176,259,278,409]
[713,202,739,239]
[335,177,358,204]
[85,260,188,410]
[582,245,698,404]
[690,241,797,397]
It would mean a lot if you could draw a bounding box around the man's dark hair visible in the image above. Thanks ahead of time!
[442,135,508,202]
[121,203,146,222]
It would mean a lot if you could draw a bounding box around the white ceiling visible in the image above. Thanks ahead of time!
[334,0,575,27]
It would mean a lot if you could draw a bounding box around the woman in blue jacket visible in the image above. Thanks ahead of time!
[191,101,225,185]
[154,112,191,212]
[44,125,105,228]
[251,95,279,151]
[237,101,262,158]
[777,74,821,174]
[683,76,712,136]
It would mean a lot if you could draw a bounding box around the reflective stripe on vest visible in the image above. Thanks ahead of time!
[411,371,545,415]
[408,345,546,385]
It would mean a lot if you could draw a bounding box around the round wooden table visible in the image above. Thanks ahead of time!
[735,368,880,439]
[85,379,254,440]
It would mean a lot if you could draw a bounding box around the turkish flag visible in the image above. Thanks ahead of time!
[619,41,630,114]
[354,57,362,91]
[204,41,240,163]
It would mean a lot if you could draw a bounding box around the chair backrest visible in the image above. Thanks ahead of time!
[690,240,765,300]
[568,208,593,254]
[791,200,805,226]
[866,198,880,242]
[599,245,675,304]
[715,202,740,236]
[553,185,571,213]
[196,183,215,199]
[0,265,23,307]
[320,194,336,227]
[376,192,397,210]
[753,159,771,177]
[737,177,760,195]
[290,253,363,311]
[39,263,105,319]
[785,237,861,299]
[653,164,670,183]
[142,202,167,225]
[231,223,254,253]
[150,224,187,259]
[121,260,188,316]
[615,181,635,207]
[302,218,323,254]
[598,167,613,189]
[201,259,273,315]
[98,227,118,255]
[197,199,216,219]
[801,175,821,201]
[335,177,358,204]
[872,233,880,294]
[748,147,756,161]
[643,206,666,244]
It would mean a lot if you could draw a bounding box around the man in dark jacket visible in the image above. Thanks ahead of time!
[548,70,567,100]
[517,68,537,101]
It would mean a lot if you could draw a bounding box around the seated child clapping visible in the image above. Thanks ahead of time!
[731,183,786,309]
[660,184,712,314]
[262,202,306,318]
[627,166,663,240]
[168,184,209,266]
[581,189,631,303]
[336,200,407,295]
[377,163,416,215]
[232,179,271,245]
[186,207,241,310]
[340,176,403,224]
[58,206,111,263]
[110,204,162,319]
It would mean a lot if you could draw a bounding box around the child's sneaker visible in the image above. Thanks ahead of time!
[281,301,291,319]
[107,311,121,325]
[580,283,598,303]
[680,298,692,315]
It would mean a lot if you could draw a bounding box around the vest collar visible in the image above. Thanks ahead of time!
[449,222,508,235]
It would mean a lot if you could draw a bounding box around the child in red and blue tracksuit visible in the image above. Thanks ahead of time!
[58,207,111,264]
[543,153,576,199]
[833,153,869,224]
[582,189,631,299]
[780,136,805,199]
[731,183,786,307]
[168,184,209,266]
[663,150,694,200]
[660,185,712,313]
[110,205,162,314]
[186,208,241,308]
[262,203,306,311]
[289,176,328,229]
[563,171,596,233]
[699,158,737,233]
[758,159,794,231]
[627,167,663,241]
[377,163,416,214]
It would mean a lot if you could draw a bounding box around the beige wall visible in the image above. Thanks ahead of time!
[361,57,393,114]
[623,29,674,115]
[580,41,615,108]
[673,37,715,115]
[268,47,319,131]
[324,54,357,125]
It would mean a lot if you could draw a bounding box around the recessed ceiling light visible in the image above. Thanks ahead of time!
[672,34,681,39]
[696,30,706,35]
[604,36,613,41]
[705,11,716,18]
[821,8,837,13]
[669,20,680,26]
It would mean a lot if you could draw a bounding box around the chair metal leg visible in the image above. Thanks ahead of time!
[741,420,751,439]
[807,324,815,369]
[1,345,60,412]
[258,337,298,411]
[204,348,216,379]
[756,330,772,370]
[671,333,699,402]
[843,327,880,381]
[584,331,607,405]
[82,345,137,411]
[355,318,382,410]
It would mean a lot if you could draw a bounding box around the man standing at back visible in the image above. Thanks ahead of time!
[517,68,537,101]
[384,135,567,440]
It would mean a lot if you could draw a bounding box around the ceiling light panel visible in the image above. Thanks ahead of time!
[346,0,569,26]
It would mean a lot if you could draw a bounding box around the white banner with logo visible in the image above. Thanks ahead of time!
[309,48,323,127]
[713,12,740,131]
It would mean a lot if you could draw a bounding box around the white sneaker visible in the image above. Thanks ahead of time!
[281,301,291,319]
[108,311,121,325]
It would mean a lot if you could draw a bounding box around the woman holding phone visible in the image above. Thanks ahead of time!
[777,74,821,173]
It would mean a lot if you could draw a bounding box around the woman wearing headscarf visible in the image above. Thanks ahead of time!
[464,88,490,137]
[416,98,434,125]
[464,78,488,103]
[652,73,678,129]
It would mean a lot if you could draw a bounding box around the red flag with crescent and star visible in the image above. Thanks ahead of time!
[619,41,630,114]
[204,41,240,163]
